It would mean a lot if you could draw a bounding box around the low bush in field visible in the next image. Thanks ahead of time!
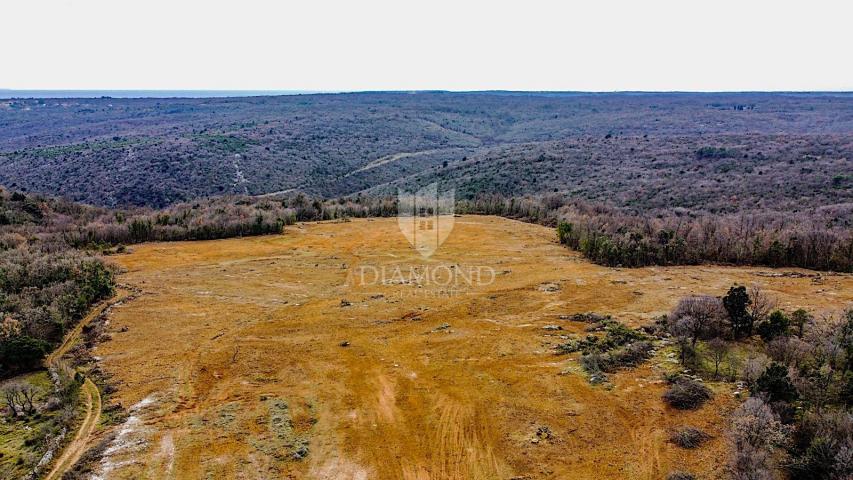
[562,318,654,381]
[594,341,654,373]
[666,472,696,480]
[565,312,611,323]
[663,376,713,410]
[670,426,711,448]
[579,340,654,384]
[555,320,646,355]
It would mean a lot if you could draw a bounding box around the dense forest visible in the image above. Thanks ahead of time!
[1,92,848,274]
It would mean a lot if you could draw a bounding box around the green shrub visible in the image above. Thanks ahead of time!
[594,341,654,372]
[555,320,646,356]
[695,146,735,159]
[556,221,574,245]
[755,363,798,403]
[0,336,49,375]
[757,310,790,342]
[723,285,753,338]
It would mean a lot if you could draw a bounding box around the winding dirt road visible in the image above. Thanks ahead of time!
[44,379,101,480]
[42,288,131,480]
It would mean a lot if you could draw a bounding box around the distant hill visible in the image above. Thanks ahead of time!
[0,92,850,214]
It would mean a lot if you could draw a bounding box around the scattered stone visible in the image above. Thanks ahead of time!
[538,283,561,292]
[536,425,553,440]
[433,323,451,331]
[250,397,313,462]
[292,445,309,460]
[339,341,350,347]
[542,325,563,331]
[754,271,816,279]
[340,299,351,307]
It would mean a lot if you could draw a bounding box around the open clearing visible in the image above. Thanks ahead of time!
[92,216,853,479]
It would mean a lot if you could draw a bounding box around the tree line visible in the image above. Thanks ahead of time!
[455,193,852,272]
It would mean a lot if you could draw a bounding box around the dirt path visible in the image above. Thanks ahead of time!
[344,149,446,177]
[42,288,131,480]
[231,154,249,195]
[44,378,101,480]
[257,188,296,197]
[46,288,129,365]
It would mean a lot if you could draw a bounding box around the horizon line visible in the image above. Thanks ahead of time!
[2,88,852,100]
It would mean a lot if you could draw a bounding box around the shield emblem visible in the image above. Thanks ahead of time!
[397,183,455,258]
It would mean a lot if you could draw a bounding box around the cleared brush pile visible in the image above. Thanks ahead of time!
[663,376,713,410]
[670,426,711,449]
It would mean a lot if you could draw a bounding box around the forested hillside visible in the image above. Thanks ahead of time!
[1,92,850,213]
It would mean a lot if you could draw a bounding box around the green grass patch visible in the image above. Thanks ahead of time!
[192,133,254,153]
[0,371,60,478]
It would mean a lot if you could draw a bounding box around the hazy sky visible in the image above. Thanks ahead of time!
[3,0,851,91]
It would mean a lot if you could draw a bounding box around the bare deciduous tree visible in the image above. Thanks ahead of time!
[747,285,776,325]
[742,354,770,387]
[19,383,36,415]
[669,295,727,347]
[728,398,788,480]
[707,337,729,379]
[805,313,848,371]
[3,382,24,417]
[767,336,812,368]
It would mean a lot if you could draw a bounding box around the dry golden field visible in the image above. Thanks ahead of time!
[90,216,853,479]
